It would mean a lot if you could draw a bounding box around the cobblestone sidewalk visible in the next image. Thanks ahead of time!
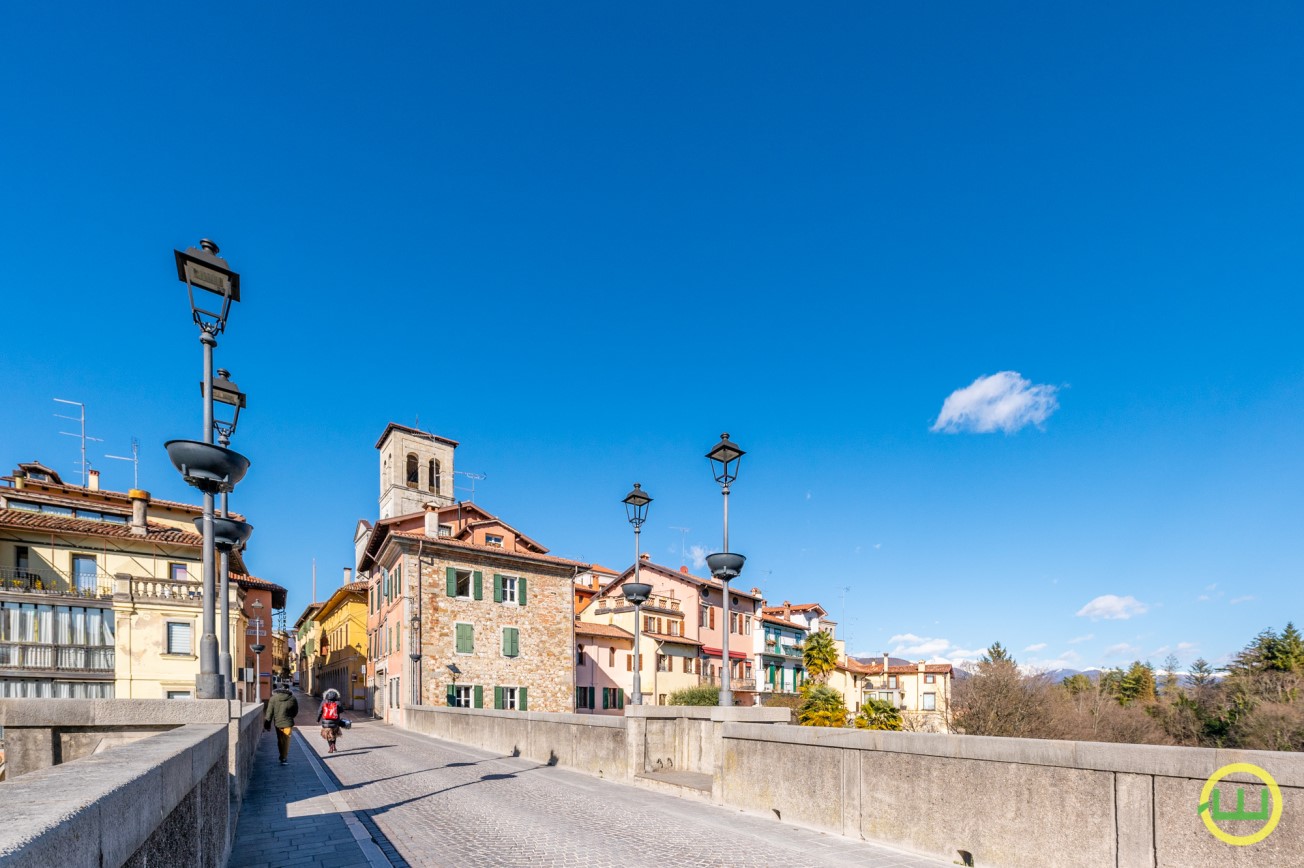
[228,698,391,868]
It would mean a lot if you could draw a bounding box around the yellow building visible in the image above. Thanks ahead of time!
[0,461,280,700]
[314,581,368,709]
[293,601,324,695]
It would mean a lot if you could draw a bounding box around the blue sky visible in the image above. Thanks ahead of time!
[2,4,1302,671]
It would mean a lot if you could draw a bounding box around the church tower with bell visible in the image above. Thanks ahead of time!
[375,422,458,519]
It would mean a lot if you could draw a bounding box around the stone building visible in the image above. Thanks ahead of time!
[356,423,587,716]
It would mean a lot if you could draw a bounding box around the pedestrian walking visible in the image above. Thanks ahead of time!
[317,688,349,753]
[264,683,299,765]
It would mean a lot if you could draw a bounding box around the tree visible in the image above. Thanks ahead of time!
[1161,654,1181,698]
[1062,673,1094,696]
[1116,661,1158,706]
[800,630,839,684]
[1188,658,1216,690]
[854,698,903,731]
[667,685,719,706]
[797,684,848,727]
[981,642,1014,666]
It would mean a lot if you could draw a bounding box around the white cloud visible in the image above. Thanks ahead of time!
[1021,649,1082,673]
[1196,595,1211,602]
[886,633,984,664]
[1205,583,1218,592]
[1076,595,1149,621]
[1024,643,1048,652]
[1177,642,1197,653]
[1104,642,1140,658]
[930,371,1060,434]
[688,545,712,570]
[1068,633,1094,644]
[1230,595,1256,605]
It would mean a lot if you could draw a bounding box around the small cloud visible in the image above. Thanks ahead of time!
[1076,595,1149,621]
[887,633,984,664]
[1196,595,1210,602]
[853,545,862,555]
[874,543,882,549]
[1024,643,1048,652]
[1104,642,1140,658]
[1230,595,1256,605]
[1204,583,1218,592]
[1177,642,1197,653]
[930,371,1060,434]
[805,491,812,500]
[1068,633,1094,644]
[688,544,712,570]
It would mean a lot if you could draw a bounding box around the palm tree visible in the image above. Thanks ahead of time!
[854,698,903,731]
[797,684,848,727]
[801,629,839,684]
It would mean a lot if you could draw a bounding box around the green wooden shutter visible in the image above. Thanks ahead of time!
[473,571,483,601]
[508,628,519,657]
[518,577,527,605]
[617,689,624,709]
[456,623,474,654]
[493,574,503,603]
[518,687,527,711]
[446,567,457,597]
[494,686,504,709]
[446,684,456,706]
[502,628,510,656]
[473,685,483,708]
[602,688,609,709]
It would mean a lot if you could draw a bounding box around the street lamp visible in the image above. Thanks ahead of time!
[409,613,422,707]
[203,369,249,699]
[166,239,248,700]
[705,433,746,707]
[251,598,266,703]
[621,483,653,705]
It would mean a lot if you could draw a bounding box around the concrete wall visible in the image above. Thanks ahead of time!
[719,724,1304,868]
[0,723,231,868]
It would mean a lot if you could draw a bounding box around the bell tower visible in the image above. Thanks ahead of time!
[375,423,458,519]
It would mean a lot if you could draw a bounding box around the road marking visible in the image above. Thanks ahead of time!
[293,729,394,868]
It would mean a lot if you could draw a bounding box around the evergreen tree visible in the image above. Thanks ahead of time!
[981,642,1014,666]
[1161,654,1181,697]
[1117,661,1158,706]
[1268,623,1304,673]
[1189,658,1216,690]
[1062,673,1093,696]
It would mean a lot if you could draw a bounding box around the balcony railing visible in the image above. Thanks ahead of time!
[0,642,115,672]
[763,641,803,659]
[703,675,757,691]
[128,577,204,602]
[0,566,113,600]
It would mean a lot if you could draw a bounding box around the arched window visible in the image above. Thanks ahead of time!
[427,459,436,493]
[406,454,419,489]
[434,460,442,495]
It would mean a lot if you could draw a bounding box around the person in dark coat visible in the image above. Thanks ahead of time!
[264,685,299,765]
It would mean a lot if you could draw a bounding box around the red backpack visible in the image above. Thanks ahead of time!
[321,701,339,721]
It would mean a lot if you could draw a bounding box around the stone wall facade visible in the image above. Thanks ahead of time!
[409,543,575,713]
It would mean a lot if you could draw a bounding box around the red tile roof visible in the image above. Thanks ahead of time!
[644,632,703,646]
[0,508,203,546]
[613,560,763,600]
[390,531,587,568]
[2,477,234,517]
[574,621,634,641]
[855,661,954,676]
[231,573,288,609]
[759,613,806,630]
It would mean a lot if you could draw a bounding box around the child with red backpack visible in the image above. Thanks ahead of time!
[317,688,350,752]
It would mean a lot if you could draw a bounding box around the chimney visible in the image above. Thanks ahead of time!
[13,470,25,489]
[640,553,651,562]
[750,587,761,596]
[883,652,890,676]
[129,490,150,536]
[424,504,439,537]
[343,567,353,586]
[679,565,689,574]
[87,469,100,491]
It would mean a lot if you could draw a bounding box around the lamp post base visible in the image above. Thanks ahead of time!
[195,672,224,700]
[220,652,234,699]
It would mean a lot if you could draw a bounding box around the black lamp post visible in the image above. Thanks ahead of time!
[205,368,248,700]
[166,239,249,700]
[705,433,746,706]
[621,484,653,705]
[409,613,422,707]
[251,598,266,703]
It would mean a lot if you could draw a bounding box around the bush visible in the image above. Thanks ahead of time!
[667,685,719,706]
[797,684,848,727]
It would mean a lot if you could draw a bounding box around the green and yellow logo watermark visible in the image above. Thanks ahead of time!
[1197,763,1282,846]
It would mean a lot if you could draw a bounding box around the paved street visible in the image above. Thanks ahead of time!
[232,691,947,868]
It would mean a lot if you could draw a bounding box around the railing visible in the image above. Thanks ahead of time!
[0,642,115,672]
[703,675,757,691]
[130,578,204,601]
[0,566,113,599]
[763,641,802,659]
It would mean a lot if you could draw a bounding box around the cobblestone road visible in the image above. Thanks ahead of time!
[282,694,948,868]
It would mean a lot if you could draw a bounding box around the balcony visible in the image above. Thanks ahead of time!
[762,640,803,660]
[702,675,757,691]
[0,642,115,673]
[127,577,204,602]
[0,566,113,600]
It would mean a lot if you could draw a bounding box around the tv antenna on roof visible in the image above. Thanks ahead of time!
[453,469,486,500]
[669,527,690,567]
[105,437,141,489]
[54,398,103,486]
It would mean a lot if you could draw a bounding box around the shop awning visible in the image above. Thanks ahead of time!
[702,647,750,661]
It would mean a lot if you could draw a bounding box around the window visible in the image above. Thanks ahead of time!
[744,615,752,635]
[683,657,693,673]
[71,554,97,595]
[427,459,436,493]
[449,569,473,598]
[657,654,669,672]
[922,692,937,711]
[608,647,615,666]
[455,622,474,654]
[700,604,708,627]
[169,563,188,582]
[166,622,193,655]
[406,454,419,488]
[166,690,192,700]
[576,685,595,709]
[502,627,520,658]
[888,675,898,689]
[577,643,586,665]
[495,575,519,604]
[485,534,504,548]
[602,687,624,710]
[438,523,453,537]
[451,685,474,708]
[925,674,936,684]
[434,459,442,495]
[497,686,519,710]
[658,694,667,705]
